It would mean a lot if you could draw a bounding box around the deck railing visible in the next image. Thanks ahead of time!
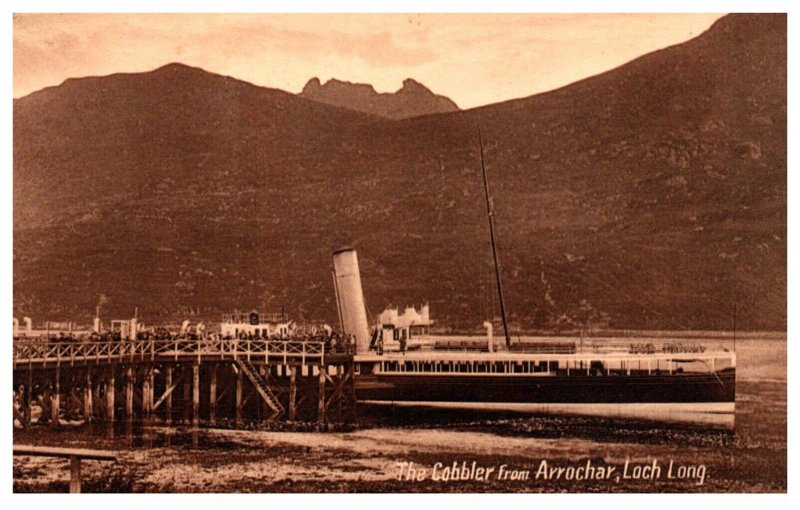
[12,338,342,368]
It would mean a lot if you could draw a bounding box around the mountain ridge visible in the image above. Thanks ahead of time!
[13,14,786,331]
[299,76,459,119]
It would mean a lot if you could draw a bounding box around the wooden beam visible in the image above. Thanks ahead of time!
[215,378,232,404]
[192,364,200,427]
[165,366,173,425]
[235,365,243,425]
[25,370,33,425]
[69,389,83,413]
[324,368,353,414]
[13,445,117,461]
[336,365,343,422]
[149,367,155,418]
[36,393,52,423]
[289,365,297,421]
[51,366,60,428]
[106,367,115,423]
[241,388,253,408]
[69,456,81,494]
[347,363,356,423]
[152,373,184,411]
[84,367,93,423]
[125,367,134,420]
[209,365,217,424]
[94,382,104,420]
[318,366,326,426]
[141,367,150,419]
[182,370,191,423]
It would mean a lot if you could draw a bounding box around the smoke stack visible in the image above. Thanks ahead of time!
[333,248,370,353]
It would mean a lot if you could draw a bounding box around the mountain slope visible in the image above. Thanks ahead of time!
[13,14,786,331]
[299,77,459,119]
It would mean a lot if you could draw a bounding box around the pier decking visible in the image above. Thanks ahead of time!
[13,338,356,428]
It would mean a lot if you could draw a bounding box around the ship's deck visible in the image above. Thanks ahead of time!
[355,350,736,363]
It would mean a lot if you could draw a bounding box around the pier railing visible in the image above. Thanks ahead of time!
[13,338,338,368]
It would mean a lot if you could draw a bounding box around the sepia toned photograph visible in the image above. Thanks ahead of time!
[10,8,787,494]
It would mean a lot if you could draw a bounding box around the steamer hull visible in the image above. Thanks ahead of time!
[352,350,736,426]
[355,370,735,404]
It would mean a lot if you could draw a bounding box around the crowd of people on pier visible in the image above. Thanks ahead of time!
[18,329,356,354]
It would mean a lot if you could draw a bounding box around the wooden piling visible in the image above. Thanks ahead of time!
[209,365,217,424]
[141,366,152,421]
[192,364,200,427]
[148,366,155,419]
[25,370,33,425]
[182,370,191,423]
[289,365,297,421]
[69,456,81,494]
[336,365,343,422]
[349,363,357,422]
[165,366,173,425]
[318,366,326,426]
[106,367,115,422]
[14,337,356,429]
[51,366,60,428]
[125,367,134,420]
[235,365,243,425]
[84,367,93,423]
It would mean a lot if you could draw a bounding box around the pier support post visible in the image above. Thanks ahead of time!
[141,366,152,421]
[336,365,343,422]
[51,366,60,428]
[25,370,33,426]
[106,367,115,422]
[235,366,243,426]
[148,366,155,419]
[125,367,134,420]
[84,367,93,423]
[192,363,200,427]
[69,456,82,494]
[165,366,173,425]
[289,365,297,421]
[209,365,217,424]
[349,362,357,423]
[182,370,191,423]
[318,366,326,426]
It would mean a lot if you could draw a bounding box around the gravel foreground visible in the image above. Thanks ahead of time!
[13,378,786,494]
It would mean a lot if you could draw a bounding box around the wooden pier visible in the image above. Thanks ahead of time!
[13,338,356,429]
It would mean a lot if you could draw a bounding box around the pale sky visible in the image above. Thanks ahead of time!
[13,13,725,109]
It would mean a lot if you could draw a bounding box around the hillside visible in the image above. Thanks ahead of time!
[13,14,786,331]
[299,77,459,119]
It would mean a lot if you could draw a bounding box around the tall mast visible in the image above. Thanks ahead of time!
[479,128,511,348]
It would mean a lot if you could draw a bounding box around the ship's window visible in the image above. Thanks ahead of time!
[549,361,559,372]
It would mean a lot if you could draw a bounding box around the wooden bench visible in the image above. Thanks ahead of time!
[13,445,118,493]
